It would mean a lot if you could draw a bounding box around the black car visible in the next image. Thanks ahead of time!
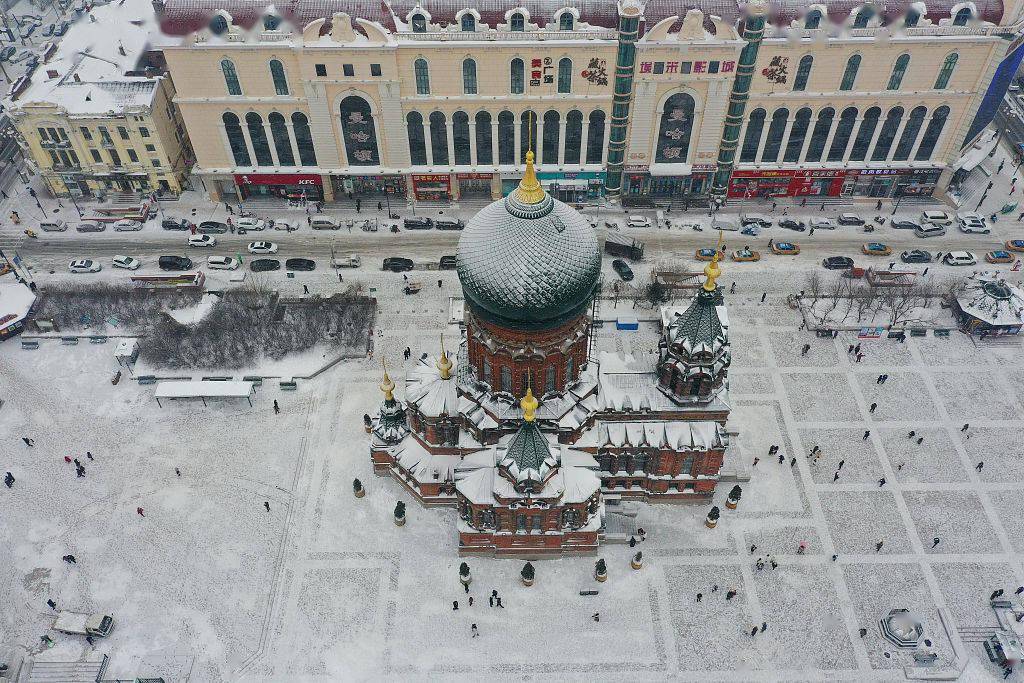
[403,217,433,230]
[158,255,193,271]
[382,257,414,272]
[612,259,634,281]
[439,255,457,270]
[900,250,932,264]
[251,258,281,272]
[0,46,15,62]
[286,258,316,271]
[822,256,854,270]
[435,220,465,231]
[891,219,921,230]
[197,221,228,234]
[162,218,192,231]
[778,219,806,231]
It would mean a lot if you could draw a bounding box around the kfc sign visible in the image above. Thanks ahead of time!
[234,173,322,186]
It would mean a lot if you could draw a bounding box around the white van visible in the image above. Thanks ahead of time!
[920,210,952,227]
[914,224,946,238]
[207,256,239,270]
[40,219,68,232]
[627,215,651,228]
[310,217,339,230]
[740,213,772,228]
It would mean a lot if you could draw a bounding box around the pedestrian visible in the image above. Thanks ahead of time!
[697,592,702,602]
[990,590,1001,601]
[932,537,940,548]
[264,501,271,513]
[4,472,13,488]
[86,636,95,647]
[832,554,838,561]
[876,199,882,211]
[833,471,840,482]
[961,423,969,432]
[859,627,868,638]
[47,598,56,610]
[882,375,888,383]
[86,451,93,461]
[750,544,757,554]
[801,343,811,356]
[838,459,844,471]
[772,201,777,211]
[377,201,383,212]
[1016,586,1024,595]
[303,284,309,295]
[869,402,877,414]
[137,507,145,517]
[977,461,984,472]
[854,343,861,354]
[768,238,774,248]
[751,626,758,637]
[908,430,916,438]
[726,590,736,601]
[770,558,778,569]
[878,477,886,487]
[438,279,442,288]
[761,292,767,303]
[916,437,923,445]
[76,465,85,478]
[790,457,796,467]
[489,595,494,607]
[453,601,459,610]
[274,400,280,414]
[307,215,312,227]
[40,635,54,647]
[863,430,870,440]
[471,623,479,637]
[889,262,895,270]
[855,353,864,363]
[897,462,904,471]
[752,457,759,466]
[712,585,718,592]
[63,554,76,564]
[820,202,825,211]
[496,597,503,608]
[463,582,469,594]
[629,536,636,547]
[877,374,884,384]
[22,437,34,447]
[592,612,600,622]
[809,226,815,236]
[875,540,883,552]
[777,454,784,464]
[638,527,646,541]
[922,267,928,275]
[175,468,181,477]
[468,596,473,606]
[769,445,777,455]
[730,282,736,294]
[761,621,767,633]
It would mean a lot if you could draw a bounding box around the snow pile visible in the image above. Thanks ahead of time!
[165,292,218,325]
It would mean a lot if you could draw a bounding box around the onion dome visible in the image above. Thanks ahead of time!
[456,151,601,330]
[374,362,408,444]
[498,389,558,492]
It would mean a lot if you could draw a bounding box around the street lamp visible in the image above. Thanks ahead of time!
[891,188,904,215]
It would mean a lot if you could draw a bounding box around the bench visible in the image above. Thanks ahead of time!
[60,336,78,345]
[279,379,298,391]
[243,375,263,386]
[21,340,39,350]
[89,336,107,344]
[137,375,157,385]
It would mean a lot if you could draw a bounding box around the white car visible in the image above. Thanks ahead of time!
[247,241,278,254]
[627,215,651,228]
[809,217,836,230]
[112,255,141,270]
[188,234,217,248]
[920,210,953,227]
[111,219,143,232]
[943,251,977,266]
[207,255,240,270]
[957,212,991,234]
[236,216,266,231]
[272,219,299,231]
[68,259,101,273]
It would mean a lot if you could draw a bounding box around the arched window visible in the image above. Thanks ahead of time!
[655,93,696,164]
[793,55,813,91]
[501,366,512,393]
[263,14,281,30]
[245,112,273,166]
[805,8,823,28]
[849,106,881,161]
[739,108,766,162]
[558,58,572,94]
[210,14,228,34]
[520,110,537,163]
[463,58,477,95]
[510,58,525,94]
[291,112,316,166]
[935,53,958,89]
[888,54,910,90]
[542,110,560,164]
[429,111,448,165]
[760,108,789,163]
[566,356,575,383]
[559,12,574,30]
[498,111,515,164]
[411,13,426,32]
[545,365,556,393]
[564,110,583,164]
[852,6,873,28]
[586,110,606,164]
[475,111,493,164]
[453,111,471,165]
[870,107,904,161]
[783,108,812,162]
[268,112,294,166]
[340,96,379,166]
[805,107,835,162]
[904,9,920,26]
[840,55,861,91]
[953,7,973,24]
[893,106,927,160]
[221,59,242,96]
[407,111,427,165]
[269,59,288,96]
[461,13,476,31]
[222,112,250,166]
[510,12,525,31]
[827,107,858,161]
[414,58,430,95]
[914,106,950,160]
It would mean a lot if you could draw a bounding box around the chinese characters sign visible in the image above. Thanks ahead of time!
[638,60,735,76]
[581,58,608,86]
[531,57,554,87]
[761,56,788,84]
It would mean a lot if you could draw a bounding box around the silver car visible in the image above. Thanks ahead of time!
[112,219,143,232]
[76,222,106,232]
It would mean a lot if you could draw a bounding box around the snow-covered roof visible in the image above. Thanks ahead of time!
[405,354,459,417]
[955,273,1024,328]
[0,275,36,332]
[154,380,254,398]
[596,350,731,414]
[498,420,558,487]
[575,420,728,450]
[392,437,465,482]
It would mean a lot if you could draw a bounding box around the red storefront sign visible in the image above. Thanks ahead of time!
[728,170,844,199]
[234,173,322,186]
[411,173,451,200]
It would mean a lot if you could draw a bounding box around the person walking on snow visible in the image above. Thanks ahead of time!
[264,501,271,512]
[63,554,76,564]
[22,437,34,446]
[274,400,280,414]
[471,623,479,637]
[47,599,56,610]
[137,507,145,517]
[4,472,13,488]
[977,461,984,472]
[932,537,940,548]
[875,540,884,552]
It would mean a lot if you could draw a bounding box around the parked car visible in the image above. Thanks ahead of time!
[40,219,68,232]
[112,219,142,232]
[740,213,772,228]
[861,242,892,256]
[310,217,339,230]
[957,212,991,234]
[54,20,70,35]
[207,255,239,270]
[8,50,33,64]
[943,251,977,266]
[236,216,266,231]
[161,218,191,231]
[778,218,806,231]
[612,258,634,281]
[197,221,228,234]
[920,210,953,227]
[808,217,835,230]
[331,255,361,268]
[273,219,299,232]
[404,217,433,230]
[41,22,54,36]
[188,234,217,248]
[837,213,865,226]
[891,219,921,230]
[731,248,761,262]
[1005,240,1024,252]
[68,259,101,273]
[250,258,281,272]
[771,242,800,255]
[247,241,278,254]
[627,215,652,228]
[19,24,35,38]
[112,255,141,270]
[382,257,414,272]
[914,224,946,238]
[53,611,114,638]
[0,46,16,62]
[435,220,465,231]
[900,250,932,264]
[986,250,1014,264]
[822,256,854,270]
[158,255,193,270]
[75,221,105,232]
[285,258,315,271]
[439,255,457,270]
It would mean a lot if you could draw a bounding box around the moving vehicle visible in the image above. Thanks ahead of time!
[612,259,634,281]
[285,258,316,271]
[822,256,854,270]
[920,210,953,227]
[188,234,217,248]
[957,212,991,234]
[247,241,278,254]
[891,219,921,230]
[40,219,68,232]
[778,218,806,231]
[435,219,465,231]
[914,224,946,238]
[900,250,932,264]
[75,222,105,232]
[404,217,433,230]
[161,218,191,231]
[695,248,724,262]
[197,221,228,234]
[331,255,361,268]
[404,281,422,294]
[943,251,977,266]
[1006,240,1024,252]
[310,217,339,230]
[731,248,761,262]
[382,257,414,272]
[837,213,865,226]
[740,213,772,228]
[771,242,800,255]
[986,250,1014,264]
[112,255,141,270]
[112,219,143,232]
[273,219,299,232]
[627,215,651,228]
[862,242,892,256]
[439,255,457,270]
[53,612,114,637]
[68,259,101,273]
[236,216,266,231]
[207,256,239,270]
[251,258,281,272]
[158,255,193,271]
[808,217,835,230]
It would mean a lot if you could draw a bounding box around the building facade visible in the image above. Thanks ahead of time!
[158,0,1021,204]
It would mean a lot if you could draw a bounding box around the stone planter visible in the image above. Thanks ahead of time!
[595,571,608,583]
[394,514,406,527]
[725,497,738,510]
[705,515,718,529]
[364,424,372,434]
[631,557,643,570]
[354,488,365,498]
[522,576,534,587]
[460,574,472,587]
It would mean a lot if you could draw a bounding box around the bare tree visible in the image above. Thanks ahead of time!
[805,272,823,302]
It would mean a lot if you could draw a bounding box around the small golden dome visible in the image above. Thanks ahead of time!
[514,150,545,205]
[520,386,539,422]
[437,336,453,380]
[379,361,395,401]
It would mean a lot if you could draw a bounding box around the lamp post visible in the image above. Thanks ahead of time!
[891,188,904,216]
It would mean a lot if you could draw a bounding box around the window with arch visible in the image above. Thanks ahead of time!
[453,111,471,165]
[557,58,572,94]
[566,356,575,384]
[586,110,606,164]
[407,111,427,165]
[340,96,379,166]
[840,54,861,91]
[893,106,927,160]
[245,112,273,166]
[760,108,789,163]
[210,14,228,34]
[953,7,973,24]
[221,59,242,95]
[805,8,823,28]
[827,107,858,161]
[564,110,583,164]
[476,111,493,164]
[463,58,477,95]
[520,110,537,163]
[263,14,281,30]
[849,106,881,161]
[935,53,958,89]
[914,105,950,160]
[545,365,556,394]
[510,12,525,31]
[411,13,426,32]
[852,7,873,28]
[501,366,512,393]
[871,107,904,161]
[783,108,812,162]
[429,111,448,165]
[510,58,525,94]
[498,111,515,164]
[269,59,288,96]
[805,107,835,162]
[739,108,766,162]
[904,8,920,26]
[461,13,476,31]
[222,112,250,166]
[793,55,813,91]
[268,112,294,166]
[559,12,574,30]
[542,110,560,164]
[888,54,910,90]
[291,112,317,166]
[655,93,696,164]
[414,58,430,95]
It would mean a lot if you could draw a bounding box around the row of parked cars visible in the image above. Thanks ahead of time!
[67,253,317,273]
[738,210,991,236]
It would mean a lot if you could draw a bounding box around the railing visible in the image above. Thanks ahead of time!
[400,29,615,42]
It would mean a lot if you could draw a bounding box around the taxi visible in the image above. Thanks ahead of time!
[695,248,725,262]
[861,242,893,256]
[770,242,800,255]
[985,250,1014,264]
[731,248,761,262]
[1005,240,1024,253]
